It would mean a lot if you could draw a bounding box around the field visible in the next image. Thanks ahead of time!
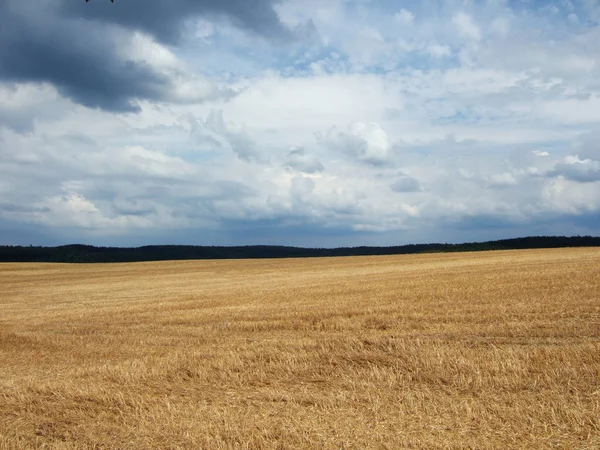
[0,248,599,449]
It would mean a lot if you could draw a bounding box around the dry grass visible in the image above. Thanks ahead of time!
[0,248,599,449]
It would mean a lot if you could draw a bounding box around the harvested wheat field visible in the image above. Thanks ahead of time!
[0,248,599,449]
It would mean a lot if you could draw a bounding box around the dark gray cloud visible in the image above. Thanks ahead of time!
[547,159,600,183]
[0,2,166,112]
[390,175,421,193]
[110,198,157,217]
[575,130,600,161]
[0,203,51,214]
[0,219,66,246]
[0,0,290,112]
[4,207,599,248]
[57,0,292,44]
[284,147,324,174]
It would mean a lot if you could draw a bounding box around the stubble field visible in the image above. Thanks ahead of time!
[0,248,599,449]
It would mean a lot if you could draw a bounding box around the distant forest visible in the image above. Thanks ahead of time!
[0,236,599,263]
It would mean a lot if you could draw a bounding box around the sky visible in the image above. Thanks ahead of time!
[0,0,599,248]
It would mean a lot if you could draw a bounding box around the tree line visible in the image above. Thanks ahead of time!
[0,236,598,263]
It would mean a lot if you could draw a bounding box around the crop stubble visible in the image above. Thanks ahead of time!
[0,248,599,449]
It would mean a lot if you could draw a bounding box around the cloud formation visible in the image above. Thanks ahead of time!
[284,147,324,174]
[320,122,392,166]
[0,0,287,112]
[58,0,292,44]
[1,0,600,246]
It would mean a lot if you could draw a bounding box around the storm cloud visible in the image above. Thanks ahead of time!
[57,0,292,44]
[0,0,290,112]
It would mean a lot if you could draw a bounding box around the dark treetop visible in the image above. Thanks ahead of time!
[1,236,599,263]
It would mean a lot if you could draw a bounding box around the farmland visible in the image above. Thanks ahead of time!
[1,248,599,449]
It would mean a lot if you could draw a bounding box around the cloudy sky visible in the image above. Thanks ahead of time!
[1,0,599,247]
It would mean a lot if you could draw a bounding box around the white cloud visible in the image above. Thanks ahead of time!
[85,145,195,179]
[320,122,391,165]
[426,43,452,58]
[290,175,316,200]
[122,32,180,70]
[452,12,482,41]
[491,17,511,36]
[395,9,415,26]
[284,147,324,174]
[542,177,600,214]
[488,172,518,187]
[189,110,265,163]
